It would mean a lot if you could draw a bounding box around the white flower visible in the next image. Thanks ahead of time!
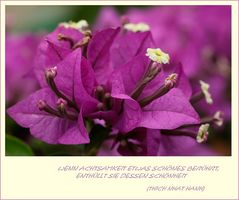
[196,124,210,143]
[200,80,213,104]
[146,48,170,64]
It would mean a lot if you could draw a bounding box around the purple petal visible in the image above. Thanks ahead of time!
[34,25,83,87]
[145,129,161,155]
[87,28,120,84]
[34,39,71,87]
[111,73,142,132]
[114,54,150,95]
[139,88,200,129]
[7,88,70,144]
[58,109,90,144]
[7,88,89,144]
[110,30,155,69]
[29,116,77,144]
[46,25,84,49]
[7,88,58,127]
[163,62,192,98]
[113,96,142,133]
[54,48,97,108]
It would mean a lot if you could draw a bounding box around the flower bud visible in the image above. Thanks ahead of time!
[164,73,178,89]
[45,66,57,79]
[56,98,67,112]
[37,100,47,111]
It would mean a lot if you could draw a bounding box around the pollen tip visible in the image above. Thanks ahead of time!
[164,73,178,88]
[56,98,67,107]
[196,123,210,143]
[214,111,224,127]
[45,66,57,79]
[146,48,170,64]
[37,100,47,110]
[199,80,213,104]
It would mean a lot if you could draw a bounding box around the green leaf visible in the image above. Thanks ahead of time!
[6,134,34,156]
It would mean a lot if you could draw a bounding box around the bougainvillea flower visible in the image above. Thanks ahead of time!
[7,16,225,156]
[6,34,41,105]
[84,27,200,133]
[34,24,199,137]
[109,54,199,132]
[7,48,92,144]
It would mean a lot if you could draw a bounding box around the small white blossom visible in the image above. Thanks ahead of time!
[146,48,170,64]
[164,73,178,88]
[200,80,213,104]
[196,124,210,143]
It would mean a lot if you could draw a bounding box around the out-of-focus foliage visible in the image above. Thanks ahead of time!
[6,134,34,156]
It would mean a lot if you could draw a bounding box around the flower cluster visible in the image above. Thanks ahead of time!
[96,6,231,121]
[7,13,228,156]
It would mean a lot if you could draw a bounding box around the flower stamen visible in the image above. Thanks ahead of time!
[45,67,79,112]
[72,36,91,50]
[37,100,62,118]
[57,33,75,48]
[56,98,78,120]
[138,73,178,107]
[200,111,224,127]
[131,62,162,100]
[190,80,213,104]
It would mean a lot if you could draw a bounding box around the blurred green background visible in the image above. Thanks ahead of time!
[6,6,139,32]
